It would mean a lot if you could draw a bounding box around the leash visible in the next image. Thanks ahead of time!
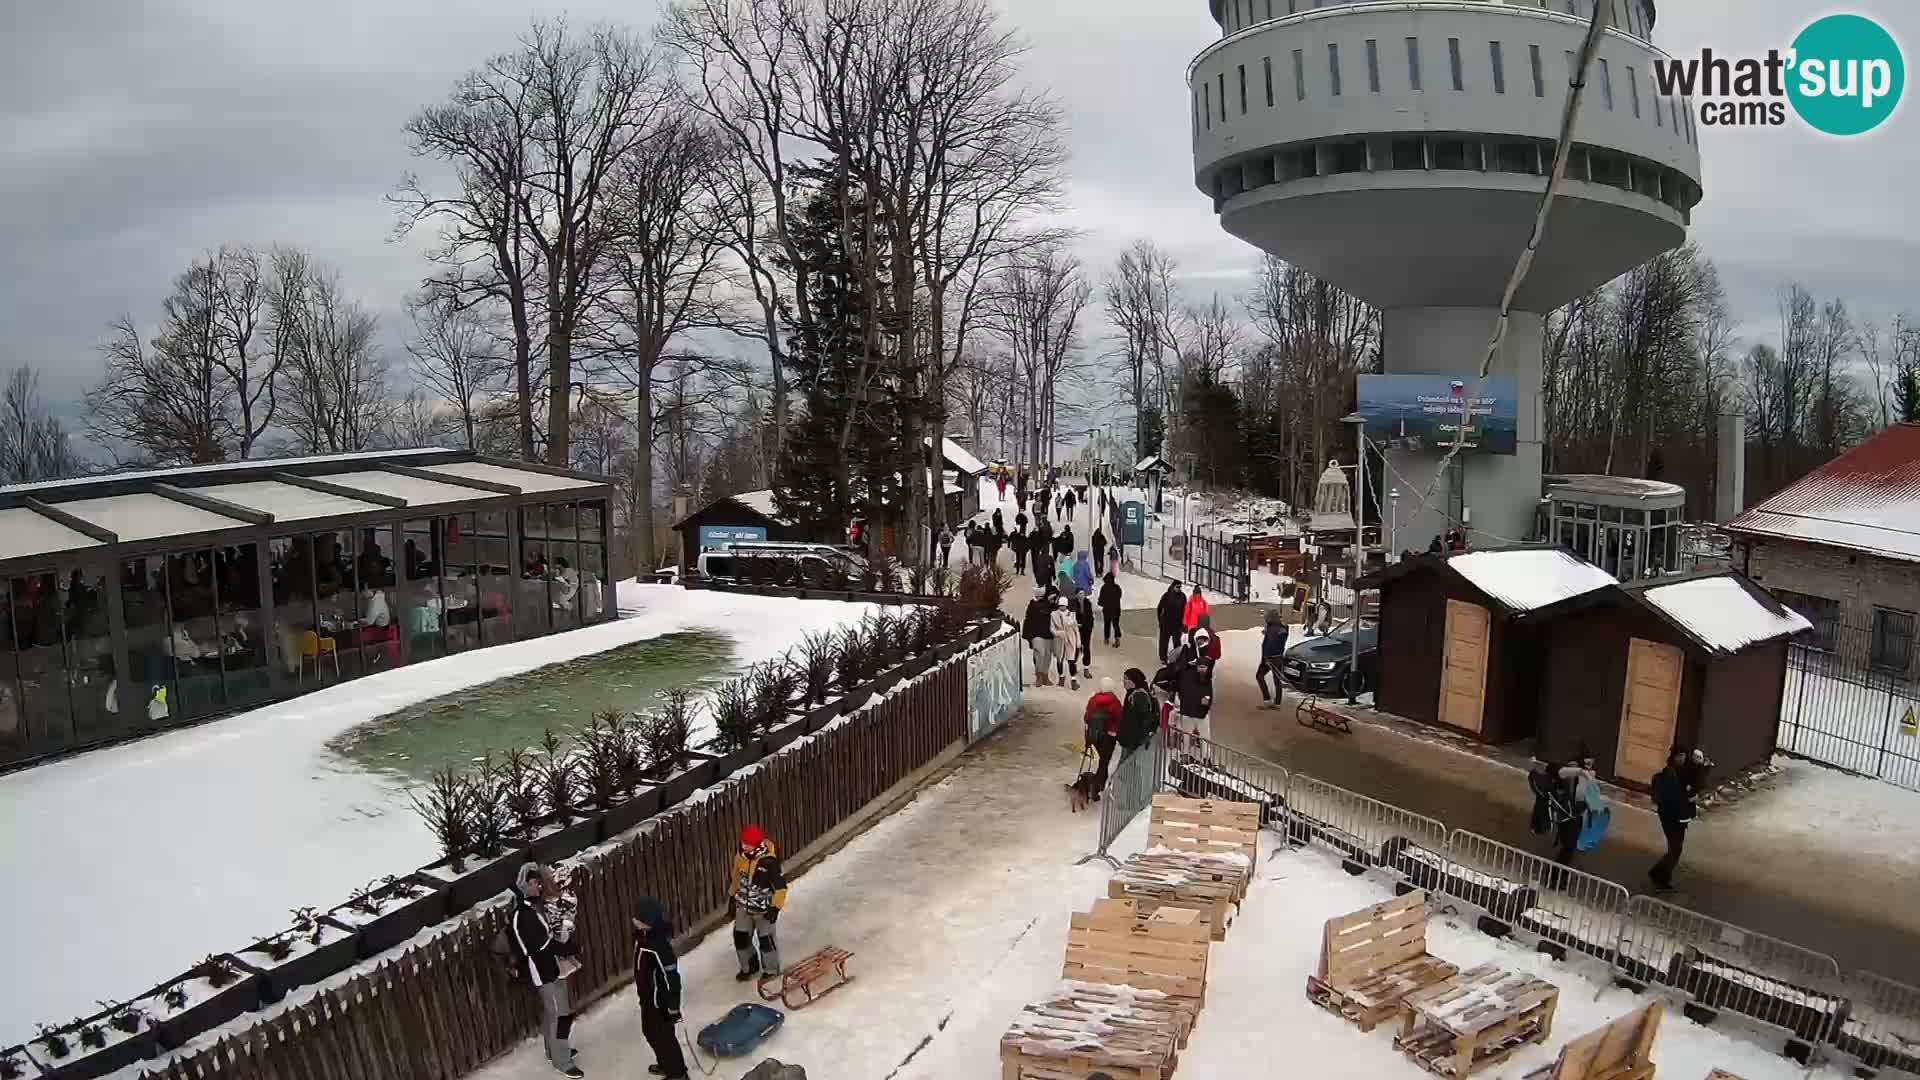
[678,1020,718,1077]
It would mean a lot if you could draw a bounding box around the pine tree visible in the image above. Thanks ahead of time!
[1896,366,1920,425]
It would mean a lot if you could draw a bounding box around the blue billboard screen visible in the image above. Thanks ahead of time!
[1356,374,1518,455]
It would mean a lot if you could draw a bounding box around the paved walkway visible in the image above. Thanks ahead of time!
[991,483,1920,978]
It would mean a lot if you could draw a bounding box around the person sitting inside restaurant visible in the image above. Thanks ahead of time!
[359,584,399,665]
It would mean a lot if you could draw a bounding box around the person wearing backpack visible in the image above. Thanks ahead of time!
[1118,667,1156,762]
[1082,678,1123,798]
[631,897,688,1080]
[506,862,583,1077]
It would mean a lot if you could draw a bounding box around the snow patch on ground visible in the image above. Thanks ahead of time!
[0,585,872,1045]
[1733,756,1920,880]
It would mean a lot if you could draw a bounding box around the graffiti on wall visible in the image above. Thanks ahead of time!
[966,631,1022,741]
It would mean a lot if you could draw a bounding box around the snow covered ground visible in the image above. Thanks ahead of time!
[1730,756,1920,881]
[470,685,1847,1080]
[0,584,872,1047]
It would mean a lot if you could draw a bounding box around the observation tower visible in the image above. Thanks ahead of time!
[1189,0,1702,547]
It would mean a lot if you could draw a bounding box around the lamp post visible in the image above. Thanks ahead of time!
[1389,488,1400,563]
[1342,413,1367,704]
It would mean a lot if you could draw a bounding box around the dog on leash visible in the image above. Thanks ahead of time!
[1067,771,1099,812]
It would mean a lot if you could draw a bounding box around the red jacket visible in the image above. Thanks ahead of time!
[1083,692,1122,739]
[1182,592,1210,630]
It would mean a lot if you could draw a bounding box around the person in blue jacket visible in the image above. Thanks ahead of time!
[632,896,688,1080]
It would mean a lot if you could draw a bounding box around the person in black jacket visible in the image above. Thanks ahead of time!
[632,897,688,1080]
[1155,581,1186,663]
[1091,527,1108,570]
[510,862,583,1077]
[1008,527,1028,575]
[1022,591,1056,686]
[1172,639,1214,756]
[1649,746,1706,893]
[1074,593,1096,669]
[1097,572,1123,645]
[1029,523,1053,586]
[1256,607,1290,708]
[1055,525,1075,559]
[1118,667,1156,761]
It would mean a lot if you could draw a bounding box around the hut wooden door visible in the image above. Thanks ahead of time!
[1616,637,1684,784]
[1438,600,1491,733]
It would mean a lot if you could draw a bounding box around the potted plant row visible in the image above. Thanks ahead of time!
[238,908,359,1005]
[138,953,265,1052]
[26,1000,156,1080]
[325,874,450,961]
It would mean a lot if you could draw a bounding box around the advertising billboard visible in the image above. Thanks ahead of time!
[1356,374,1518,455]
[698,524,768,551]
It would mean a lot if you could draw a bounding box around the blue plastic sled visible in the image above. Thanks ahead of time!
[697,1002,786,1057]
[1577,806,1611,852]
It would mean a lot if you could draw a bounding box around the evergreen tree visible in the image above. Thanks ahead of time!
[1896,366,1920,425]
[1178,366,1242,490]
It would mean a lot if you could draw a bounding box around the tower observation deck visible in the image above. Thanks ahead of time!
[1190,0,1702,548]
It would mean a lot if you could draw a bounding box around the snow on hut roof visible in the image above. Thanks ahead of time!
[1447,548,1618,612]
[1638,574,1811,655]
[1134,455,1171,472]
[925,436,986,476]
[1546,474,1686,501]
[1727,423,1920,562]
[731,489,790,522]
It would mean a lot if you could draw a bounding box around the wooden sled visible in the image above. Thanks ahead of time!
[1297,696,1355,734]
[757,946,854,1010]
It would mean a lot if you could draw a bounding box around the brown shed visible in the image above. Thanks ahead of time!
[1520,571,1811,788]
[1361,547,1618,743]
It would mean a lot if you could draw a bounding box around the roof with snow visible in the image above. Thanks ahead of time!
[671,488,797,529]
[1133,455,1171,473]
[1546,474,1687,501]
[1361,546,1617,614]
[1727,423,1920,562]
[925,436,986,477]
[1634,573,1811,655]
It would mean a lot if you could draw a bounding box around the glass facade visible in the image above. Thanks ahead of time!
[0,487,613,766]
[1547,495,1684,581]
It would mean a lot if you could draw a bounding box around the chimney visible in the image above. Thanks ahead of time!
[1716,407,1746,523]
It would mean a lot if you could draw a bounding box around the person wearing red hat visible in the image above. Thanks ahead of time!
[729,824,788,982]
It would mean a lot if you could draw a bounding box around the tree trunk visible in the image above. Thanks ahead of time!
[634,372,656,574]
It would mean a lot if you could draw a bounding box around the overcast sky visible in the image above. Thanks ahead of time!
[3,0,1914,415]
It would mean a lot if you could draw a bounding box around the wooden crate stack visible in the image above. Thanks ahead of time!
[1001,796,1260,1079]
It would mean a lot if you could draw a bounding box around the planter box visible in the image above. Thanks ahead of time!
[24,1015,157,1080]
[530,810,605,866]
[899,654,935,679]
[804,703,841,733]
[765,718,808,755]
[237,916,359,1005]
[1,1045,32,1080]
[600,785,662,838]
[140,957,265,1051]
[701,742,763,786]
[326,875,451,960]
[836,688,873,714]
[421,846,528,916]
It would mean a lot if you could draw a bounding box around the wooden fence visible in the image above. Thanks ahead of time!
[145,656,973,1079]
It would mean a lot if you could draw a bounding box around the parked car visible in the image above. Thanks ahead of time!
[697,543,868,587]
[1279,616,1379,697]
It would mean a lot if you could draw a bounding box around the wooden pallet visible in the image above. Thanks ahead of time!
[1126,846,1254,903]
[1521,1000,1662,1080]
[756,945,854,1010]
[1001,981,1190,1080]
[1306,890,1460,1032]
[1394,964,1560,1078]
[1063,900,1211,1022]
[1146,794,1261,878]
[1109,856,1238,941]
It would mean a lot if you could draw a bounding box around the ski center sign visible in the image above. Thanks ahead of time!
[1356,374,1519,456]
[699,524,769,550]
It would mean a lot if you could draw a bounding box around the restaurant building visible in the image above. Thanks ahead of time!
[0,450,616,766]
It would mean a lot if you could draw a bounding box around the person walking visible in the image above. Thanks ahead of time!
[631,897,688,1080]
[1008,527,1029,576]
[1118,667,1156,762]
[509,862,583,1077]
[1063,486,1077,521]
[1082,678,1123,799]
[1029,522,1053,587]
[1256,607,1290,708]
[965,524,986,566]
[1155,581,1186,663]
[1182,583,1210,633]
[1649,746,1706,893]
[1051,595,1082,689]
[730,824,788,983]
[1173,635,1214,756]
[935,526,953,568]
[1072,551,1094,596]
[984,527,1004,568]
[1550,754,1601,866]
[1055,524,1075,560]
[1023,591,1056,686]
[1098,572,1123,646]
[1091,527,1108,571]
[1075,592,1096,671]
[992,507,1005,536]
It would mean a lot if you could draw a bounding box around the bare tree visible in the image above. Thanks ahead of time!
[989,241,1090,470]
[1244,256,1377,506]
[90,260,232,464]
[1104,240,1179,462]
[381,388,459,449]
[274,267,391,454]
[406,297,507,450]
[0,366,81,482]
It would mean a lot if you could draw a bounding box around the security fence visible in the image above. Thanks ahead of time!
[1079,729,1168,866]
[1141,734,1920,1073]
[1778,627,1920,791]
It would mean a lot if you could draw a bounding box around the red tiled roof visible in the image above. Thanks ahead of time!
[1727,424,1920,562]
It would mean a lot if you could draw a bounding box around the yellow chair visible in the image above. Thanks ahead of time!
[300,630,341,682]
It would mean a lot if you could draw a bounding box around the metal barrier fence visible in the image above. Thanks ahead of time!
[1614,894,1847,1046]
[1834,971,1920,1075]
[1779,636,1920,791]
[1079,729,1169,867]
[1444,830,1629,961]
[1167,738,1290,828]
[1283,771,1449,872]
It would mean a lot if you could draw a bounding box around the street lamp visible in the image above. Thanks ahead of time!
[1389,488,1400,563]
[1342,413,1367,705]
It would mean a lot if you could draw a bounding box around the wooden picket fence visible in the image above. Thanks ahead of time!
[145,656,972,1080]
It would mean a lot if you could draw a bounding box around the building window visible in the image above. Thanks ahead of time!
[1328,43,1342,96]
[1496,142,1537,173]
[1530,44,1545,97]
[1490,41,1506,94]
[1218,73,1227,121]
[1670,97,1681,135]
[1203,82,1212,129]
[1627,65,1641,116]
[1265,55,1275,106]
[1448,38,1464,91]
[1390,138,1424,169]
[1327,140,1366,173]
[1293,48,1306,101]
[1872,607,1916,675]
[1365,39,1380,92]
[1433,139,1473,169]
[1266,0,1274,20]
[1653,91,1664,126]
[1239,63,1249,114]
[1235,0,1245,31]
[1599,58,1614,109]
[1406,37,1422,91]
[1773,590,1839,651]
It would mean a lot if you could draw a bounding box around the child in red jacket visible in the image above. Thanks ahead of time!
[1082,679,1123,798]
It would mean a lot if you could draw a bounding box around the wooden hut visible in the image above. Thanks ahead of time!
[1361,547,1617,743]
[669,490,805,570]
[1520,570,1810,788]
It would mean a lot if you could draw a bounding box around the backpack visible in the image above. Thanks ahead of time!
[492,916,528,982]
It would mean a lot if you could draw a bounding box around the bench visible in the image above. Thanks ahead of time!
[756,946,854,1010]
[1297,697,1355,733]
[1001,980,1194,1080]
[1146,794,1260,884]
[1397,964,1560,1077]
[1110,853,1240,941]
[1063,898,1212,1018]
[1521,1000,1663,1080]
[1306,890,1460,1032]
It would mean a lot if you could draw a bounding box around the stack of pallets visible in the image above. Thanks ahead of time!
[1305,890,1461,1032]
[1000,981,1196,1080]
[1520,1000,1663,1080]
